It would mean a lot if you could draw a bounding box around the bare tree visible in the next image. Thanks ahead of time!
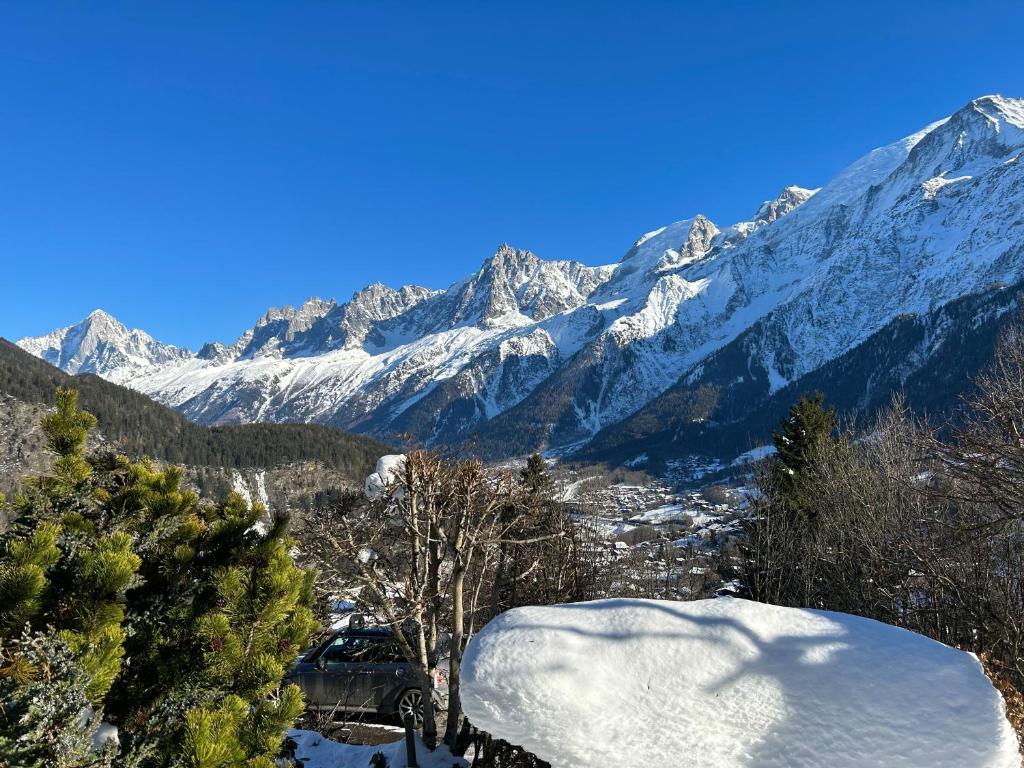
[305,450,566,750]
[743,386,1024,740]
[928,322,1024,529]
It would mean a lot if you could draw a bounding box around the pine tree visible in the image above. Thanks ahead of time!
[38,387,97,504]
[0,388,139,767]
[0,388,141,703]
[519,453,551,494]
[0,389,317,768]
[769,391,836,525]
[182,509,315,768]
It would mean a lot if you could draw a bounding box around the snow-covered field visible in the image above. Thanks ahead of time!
[461,597,1020,768]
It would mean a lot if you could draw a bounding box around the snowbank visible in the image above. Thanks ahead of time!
[286,729,467,768]
[461,598,1020,768]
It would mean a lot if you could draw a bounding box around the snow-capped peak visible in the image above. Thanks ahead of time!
[970,93,1024,126]
[448,244,612,326]
[16,310,191,382]
[900,94,1024,181]
[86,307,115,322]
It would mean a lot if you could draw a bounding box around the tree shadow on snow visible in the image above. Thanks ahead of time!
[500,599,1005,767]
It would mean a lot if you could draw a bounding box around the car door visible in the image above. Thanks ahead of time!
[360,638,411,708]
[314,635,368,711]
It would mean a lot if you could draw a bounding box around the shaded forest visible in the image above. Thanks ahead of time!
[0,338,389,478]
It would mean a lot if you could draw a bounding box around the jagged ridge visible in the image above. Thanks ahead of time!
[17,95,1024,465]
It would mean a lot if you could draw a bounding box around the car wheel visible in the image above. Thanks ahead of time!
[396,688,424,728]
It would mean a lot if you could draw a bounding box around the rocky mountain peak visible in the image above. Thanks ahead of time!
[751,186,818,225]
[481,244,541,281]
[680,215,720,258]
[16,310,190,381]
[238,297,338,358]
[197,341,227,361]
[349,282,432,314]
[319,281,436,350]
[86,307,116,323]
[448,245,611,327]
[255,297,335,328]
[648,215,720,273]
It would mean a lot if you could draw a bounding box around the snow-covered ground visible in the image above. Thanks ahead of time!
[730,444,776,467]
[284,729,467,768]
[630,502,695,525]
[461,597,1020,768]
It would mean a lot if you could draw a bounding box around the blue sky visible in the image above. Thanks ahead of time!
[4,1,1024,349]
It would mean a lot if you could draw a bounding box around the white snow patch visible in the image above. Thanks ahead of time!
[233,470,271,534]
[461,597,1020,768]
[629,503,692,525]
[364,454,407,500]
[731,444,777,466]
[625,452,648,468]
[922,173,973,199]
[79,707,119,753]
[286,729,468,768]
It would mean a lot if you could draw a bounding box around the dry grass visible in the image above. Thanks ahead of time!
[981,653,1024,761]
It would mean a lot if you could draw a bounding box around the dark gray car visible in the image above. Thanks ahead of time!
[287,626,448,726]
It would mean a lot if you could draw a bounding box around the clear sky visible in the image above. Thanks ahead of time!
[4,1,1024,349]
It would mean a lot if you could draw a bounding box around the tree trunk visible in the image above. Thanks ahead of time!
[415,606,438,749]
[444,564,466,748]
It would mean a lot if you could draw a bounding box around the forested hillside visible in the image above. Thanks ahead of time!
[0,338,389,478]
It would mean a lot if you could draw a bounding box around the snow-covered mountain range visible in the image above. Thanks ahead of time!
[17,95,1024,466]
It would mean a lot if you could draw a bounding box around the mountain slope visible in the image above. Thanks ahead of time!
[0,338,389,487]
[17,94,1024,465]
[581,281,1023,468]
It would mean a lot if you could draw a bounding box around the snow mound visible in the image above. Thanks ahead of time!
[286,729,468,768]
[461,598,1020,768]
[364,454,407,500]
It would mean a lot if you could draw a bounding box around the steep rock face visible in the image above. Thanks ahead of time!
[446,244,612,327]
[236,297,337,359]
[17,95,1024,463]
[751,185,818,226]
[329,283,436,350]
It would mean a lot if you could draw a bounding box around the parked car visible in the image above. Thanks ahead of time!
[286,624,448,726]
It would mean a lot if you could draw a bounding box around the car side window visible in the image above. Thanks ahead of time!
[318,634,408,664]
[370,641,406,664]
[347,637,380,663]
[320,635,368,663]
